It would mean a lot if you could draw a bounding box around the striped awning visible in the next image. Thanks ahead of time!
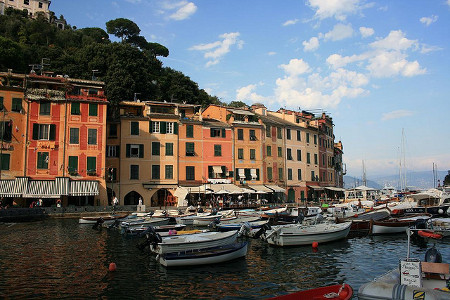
[248,185,273,193]
[24,180,59,198]
[0,180,20,197]
[265,185,286,193]
[70,180,99,196]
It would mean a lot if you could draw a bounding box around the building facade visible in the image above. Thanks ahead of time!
[0,0,51,19]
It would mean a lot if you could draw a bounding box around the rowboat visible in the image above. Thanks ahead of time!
[215,220,269,232]
[371,214,431,235]
[156,242,248,267]
[78,213,129,224]
[261,222,352,247]
[268,283,353,300]
[121,224,187,237]
[149,230,239,254]
[192,214,224,226]
[119,217,170,229]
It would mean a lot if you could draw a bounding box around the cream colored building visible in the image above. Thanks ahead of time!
[0,0,51,19]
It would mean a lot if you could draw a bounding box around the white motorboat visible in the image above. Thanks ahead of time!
[261,221,352,246]
[156,242,248,267]
[119,217,170,229]
[358,228,450,300]
[192,214,223,226]
[175,212,211,225]
[78,213,129,224]
[148,230,239,254]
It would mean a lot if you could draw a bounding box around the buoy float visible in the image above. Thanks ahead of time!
[312,241,319,248]
[418,230,443,239]
[109,262,117,272]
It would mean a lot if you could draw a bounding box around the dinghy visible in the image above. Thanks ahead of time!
[268,283,353,300]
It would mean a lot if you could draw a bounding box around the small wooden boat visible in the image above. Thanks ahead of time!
[215,220,269,232]
[371,214,431,235]
[78,213,129,224]
[192,214,224,226]
[156,242,248,267]
[268,283,353,300]
[122,224,187,237]
[119,217,170,228]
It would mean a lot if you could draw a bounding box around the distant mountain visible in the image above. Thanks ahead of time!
[345,170,448,190]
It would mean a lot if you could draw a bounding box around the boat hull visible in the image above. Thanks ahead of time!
[157,242,248,267]
[78,213,129,224]
[269,284,353,300]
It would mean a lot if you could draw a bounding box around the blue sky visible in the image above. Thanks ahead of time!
[51,0,450,179]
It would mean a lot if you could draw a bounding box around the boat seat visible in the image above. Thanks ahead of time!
[421,262,450,279]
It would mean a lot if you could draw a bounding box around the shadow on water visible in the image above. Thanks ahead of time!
[0,220,449,299]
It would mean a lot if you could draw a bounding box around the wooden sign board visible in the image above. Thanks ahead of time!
[400,259,422,287]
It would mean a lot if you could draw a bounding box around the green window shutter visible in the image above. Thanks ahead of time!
[221,128,226,137]
[71,102,80,115]
[32,124,39,140]
[139,144,144,158]
[89,103,98,116]
[0,97,3,110]
[12,98,22,112]
[152,142,160,155]
[131,122,139,135]
[126,144,131,157]
[174,122,178,134]
[49,124,56,140]
[186,125,193,138]
[87,157,96,172]
[166,143,173,156]
[37,152,48,169]
[210,128,214,137]
[268,167,272,180]
[256,168,260,180]
[160,121,167,134]
[1,154,10,170]
[68,156,78,173]
[149,121,153,132]
[244,168,251,180]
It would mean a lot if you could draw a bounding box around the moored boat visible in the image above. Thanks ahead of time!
[156,242,248,267]
[371,214,431,235]
[215,220,269,232]
[78,213,129,224]
[268,283,353,300]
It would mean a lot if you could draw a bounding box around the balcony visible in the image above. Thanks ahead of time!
[27,88,65,101]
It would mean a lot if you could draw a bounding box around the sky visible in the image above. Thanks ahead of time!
[50,0,450,179]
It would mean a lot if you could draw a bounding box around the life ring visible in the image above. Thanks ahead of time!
[418,230,443,239]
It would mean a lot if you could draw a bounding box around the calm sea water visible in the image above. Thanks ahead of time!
[0,219,449,299]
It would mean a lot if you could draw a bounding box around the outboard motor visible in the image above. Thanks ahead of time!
[295,212,305,224]
[92,217,104,230]
[208,218,220,230]
[425,246,442,263]
[197,207,204,213]
[415,218,427,230]
[108,219,121,229]
[314,213,324,224]
[238,222,252,237]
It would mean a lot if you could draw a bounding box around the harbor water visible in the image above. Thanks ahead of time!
[0,219,449,299]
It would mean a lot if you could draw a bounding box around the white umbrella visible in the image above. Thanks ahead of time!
[216,189,229,194]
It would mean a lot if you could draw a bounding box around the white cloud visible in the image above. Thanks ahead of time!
[279,59,311,76]
[370,30,417,51]
[236,84,269,103]
[447,0,450,7]
[267,51,277,56]
[420,15,438,26]
[160,1,197,21]
[283,19,299,26]
[326,53,367,69]
[367,50,426,77]
[303,37,320,52]
[323,23,353,41]
[125,0,142,3]
[420,44,442,54]
[189,32,243,67]
[381,110,414,121]
[307,0,371,21]
[359,26,374,38]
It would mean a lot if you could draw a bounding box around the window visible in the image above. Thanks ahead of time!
[107,145,119,157]
[297,149,302,161]
[12,98,22,112]
[186,124,193,138]
[166,122,173,134]
[214,144,222,156]
[37,152,49,169]
[130,122,139,135]
[166,143,173,156]
[306,133,310,143]
[314,134,317,145]
[89,103,98,116]
[314,153,318,165]
[277,147,282,157]
[107,168,117,181]
[286,129,291,140]
[287,148,292,160]
[165,165,173,179]
[322,154,326,165]
[186,142,195,156]
[297,169,302,180]
[278,168,283,180]
[0,153,10,170]
[266,125,271,137]
[71,102,80,115]
[109,124,117,137]
[311,171,315,181]
[250,149,256,160]
[88,128,97,145]
[130,165,139,180]
[68,156,78,174]
[237,129,243,140]
[32,124,56,140]
[38,2,43,8]
[69,128,79,144]
[277,127,282,139]
[288,168,292,180]
[24,0,29,5]
[266,146,272,156]
[0,97,3,110]
[126,144,144,158]
[267,167,273,181]
[186,166,195,180]
[249,129,257,141]
[322,171,326,182]
[152,165,160,179]
[39,101,50,115]
[0,121,12,142]
[152,121,160,133]
[238,148,244,159]
[210,128,221,137]
[307,153,311,164]
[87,157,96,175]
[152,142,160,155]
[297,130,301,141]
[88,89,98,95]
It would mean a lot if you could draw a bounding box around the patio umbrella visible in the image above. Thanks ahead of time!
[216,189,229,194]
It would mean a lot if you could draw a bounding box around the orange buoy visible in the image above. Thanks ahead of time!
[418,230,443,239]
[109,262,117,272]
[312,241,319,248]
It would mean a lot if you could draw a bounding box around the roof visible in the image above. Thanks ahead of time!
[202,119,231,128]
[228,108,255,116]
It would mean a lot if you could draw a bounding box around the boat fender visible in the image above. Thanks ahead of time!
[418,230,443,240]
[424,246,442,263]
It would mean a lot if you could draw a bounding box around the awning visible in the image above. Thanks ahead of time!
[174,187,189,207]
[324,187,345,192]
[24,180,59,198]
[241,188,256,194]
[212,166,223,173]
[0,180,19,197]
[248,185,273,193]
[265,185,286,193]
[228,109,255,116]
[308,185,324,191]
[70,180,99,196]
[208,184,243,194]
[238,169,245,179]
[250,169,257,179]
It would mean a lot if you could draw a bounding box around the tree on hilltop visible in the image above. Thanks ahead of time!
[106,18,140,42]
